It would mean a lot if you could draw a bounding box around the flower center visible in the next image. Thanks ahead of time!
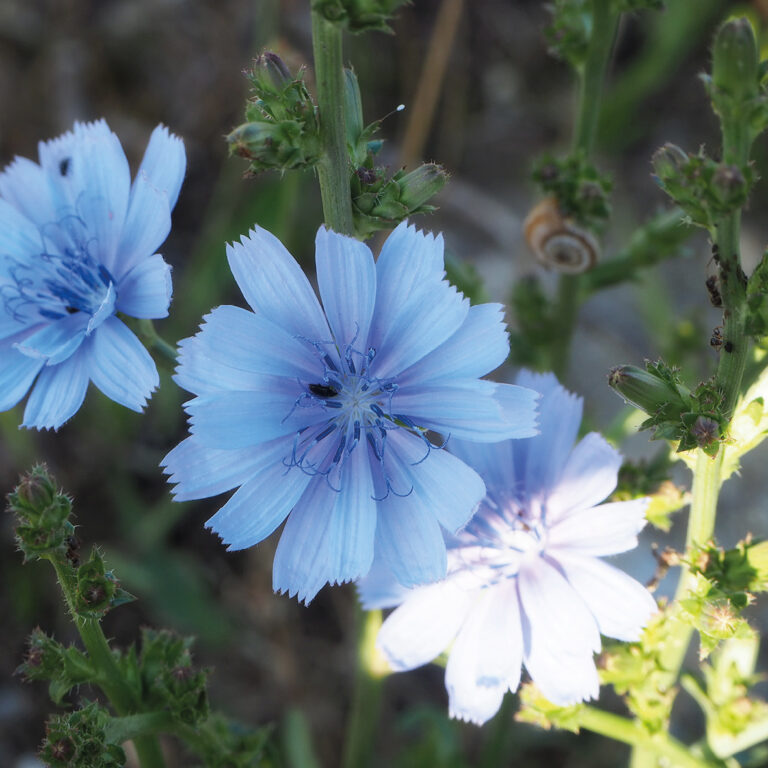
[1,216,116,332]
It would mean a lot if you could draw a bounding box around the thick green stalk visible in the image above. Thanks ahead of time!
[49,558,166,768]
[137,319,178,365]
[550,0,618,376]
[311,11,354,235]
[577,706,713,768]
[341,607,386,768]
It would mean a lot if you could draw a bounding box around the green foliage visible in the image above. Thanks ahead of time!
[228,53,322,174]
[614,0,663,10]
[40,702,126,768]
[507,276,561,370]
[746,249,768,338]
[600,610,679,732]
[651,144,753,231]
[444,251,489,306]
[544,0,591,69]
[515,683,584,733]
[312,0,409,33]
[531,152,612,231]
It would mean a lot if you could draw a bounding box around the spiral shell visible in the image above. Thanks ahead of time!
[523,197,599,274]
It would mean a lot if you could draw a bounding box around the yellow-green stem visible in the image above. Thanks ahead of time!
[311,11,354,235]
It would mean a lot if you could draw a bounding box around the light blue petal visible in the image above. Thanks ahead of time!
[134,125,186,210]
[0,332,44,411]
[447,439,517,504]
[370,223,470,378]
[227,227,330,342]
[0,306,36,342]
[67,121,131,269]
[86,280,116,334]
[0,198,45,270]
[398,303,510,385]
[162,435,292,501]
[116,254,172,319]
[393,380,537,441]
[273,446,377,603]
[14,312,88,365]
[552,551,657,642]
[545,432,622,523]
[376,580,472,670]
[86,316,158,411]
[0,156,59,227]
[356,554,411,609]
[207,451,312,551]
[518,557,601,705]
[185,383,328,449]
[22,347,90,430]
[315,226,376,348]
[385,429,485,533]
[513,371,582,495]
[174,305,321,396]
[547,499,648,556]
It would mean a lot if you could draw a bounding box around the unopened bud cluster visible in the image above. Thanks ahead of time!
[532,152,612,231]
[652,144,752,230]
[7,466,74,560]
[312,0,408,33]
[228,54,322,174]
[608,361,726,455]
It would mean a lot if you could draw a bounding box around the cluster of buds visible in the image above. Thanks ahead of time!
[7,465,74,561]
[544,0,591,69]
[608,361,727,455]
[531,152,612,232]
[74,550,134,620]
[40,702,125,768]
[312,0,409,33]
[228,53,322,174]
[652,144,752,230]
[140,628,209,727]
[344,68,447,238]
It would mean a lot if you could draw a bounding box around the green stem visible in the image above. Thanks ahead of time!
[341,607,386,768]
[137,319,178,365]
[49,558,166,768]
[550,0,618,376]
[577,706,713,768]
[311,11,354,235]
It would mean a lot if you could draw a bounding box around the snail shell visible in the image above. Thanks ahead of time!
[523,196,599,274]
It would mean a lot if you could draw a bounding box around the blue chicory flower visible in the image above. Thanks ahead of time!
[163,222,539,603]
[0,120,185,429]
[359,371,658,724]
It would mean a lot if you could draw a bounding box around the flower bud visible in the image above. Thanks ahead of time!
[712,18,759,104]
[711,163,748,207]
[14,466,56,512]
[608,365,688,416]
[257,52,292,91]
[651,143,688,184]
[397,163,448,210]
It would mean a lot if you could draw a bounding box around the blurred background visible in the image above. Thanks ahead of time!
[2,0,767,765]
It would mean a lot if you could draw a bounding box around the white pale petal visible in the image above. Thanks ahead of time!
[547,499,648,557]
[227,227,330,342]
[356,554,410,609]
[445,586,521,726]
[377,580,472,671]
[513,371,582,497]
[22,347,90,430]
[385,430,485,533]
[273,448,377,603]
[545,432,623,523]
[116,254,173,319]
[174,306,321,398]
[552,551,657,642]
[162,435,294,501]
[315,226,376,347]
[86,316,158,411]
[397,303,511,385]
[518,557,601,705]
[207,456,312,550]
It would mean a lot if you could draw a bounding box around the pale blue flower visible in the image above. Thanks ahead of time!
[0,120,185,429]
[163,222,538,603]
[359,372,657,725]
